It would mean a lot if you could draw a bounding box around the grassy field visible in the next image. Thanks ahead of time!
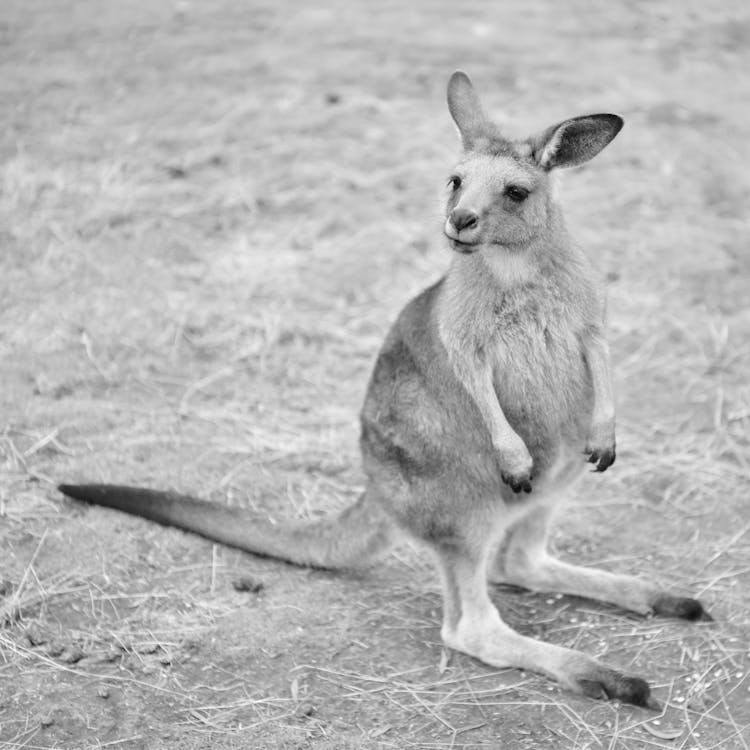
[1,1,749,748]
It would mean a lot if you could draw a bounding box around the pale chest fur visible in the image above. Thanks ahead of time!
[488,278,594,448]
[438,250,602,457]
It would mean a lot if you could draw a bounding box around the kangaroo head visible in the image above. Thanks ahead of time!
[444,71,623,253]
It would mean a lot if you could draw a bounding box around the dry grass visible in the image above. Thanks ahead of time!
[1,0,749,748]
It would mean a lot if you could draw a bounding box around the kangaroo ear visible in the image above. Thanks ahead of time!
[531,114,623,170]
[447,71,489,149]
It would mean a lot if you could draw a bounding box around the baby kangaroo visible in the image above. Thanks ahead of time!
[59,71,709,708]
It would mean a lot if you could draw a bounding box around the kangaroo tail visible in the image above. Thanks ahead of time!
[58,484,394,569]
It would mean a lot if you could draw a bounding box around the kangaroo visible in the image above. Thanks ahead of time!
[59,71,709,708]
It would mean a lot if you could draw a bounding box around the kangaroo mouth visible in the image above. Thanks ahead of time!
[446,235,480,254]
[444,220,481,253]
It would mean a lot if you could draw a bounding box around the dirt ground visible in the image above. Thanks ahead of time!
[1,1,749,748]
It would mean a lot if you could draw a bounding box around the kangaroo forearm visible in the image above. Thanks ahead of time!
[586,335,615,426]
[448,352,521,450]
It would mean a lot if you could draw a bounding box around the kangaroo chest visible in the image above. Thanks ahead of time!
[487,284,593,444]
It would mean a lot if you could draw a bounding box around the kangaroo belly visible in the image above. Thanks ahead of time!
[493,314,593,469]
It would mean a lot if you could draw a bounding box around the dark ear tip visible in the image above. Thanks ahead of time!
[584,113,624,137]
[605,113,625,134]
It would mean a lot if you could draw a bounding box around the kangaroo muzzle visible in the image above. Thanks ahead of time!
[445,207,480,251]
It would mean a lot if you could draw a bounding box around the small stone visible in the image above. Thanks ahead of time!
[40,714,55,728]
[102,646,122,663]
[60,646,85,664]
[25,625,48,647]
[297,703,315,717]
[46,641,65,658]
[232,575,264,594]
[97,686,110,699]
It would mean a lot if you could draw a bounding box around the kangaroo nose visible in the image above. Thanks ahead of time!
[449,208,478,232]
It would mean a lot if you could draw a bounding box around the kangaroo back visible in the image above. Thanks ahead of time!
[58,484,393,569]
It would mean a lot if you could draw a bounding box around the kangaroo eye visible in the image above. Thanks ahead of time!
[448,175,462,191]
[505,185,530,203]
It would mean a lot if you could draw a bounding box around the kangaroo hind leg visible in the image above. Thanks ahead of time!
[434,537,654,706]
[490,501,710,621]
